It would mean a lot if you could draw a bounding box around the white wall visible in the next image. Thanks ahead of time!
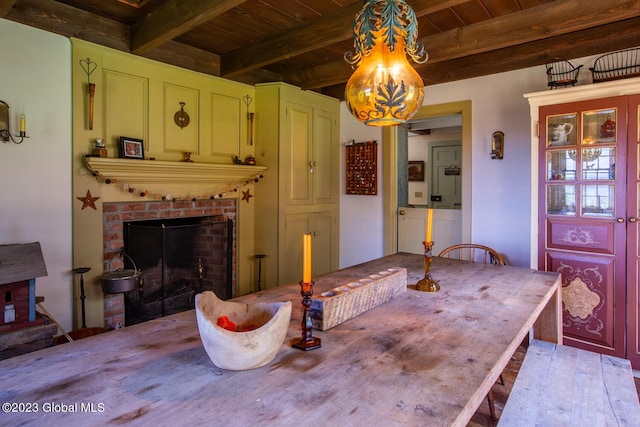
[0,19,73,330]
[407,134,428,206]
[339,55,602,268]
[339,107,383,268]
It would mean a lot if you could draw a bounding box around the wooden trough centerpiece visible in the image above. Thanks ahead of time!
[309,267,407,331]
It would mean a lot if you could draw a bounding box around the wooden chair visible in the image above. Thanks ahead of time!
[437,243,505,266]
[438,243,505,422]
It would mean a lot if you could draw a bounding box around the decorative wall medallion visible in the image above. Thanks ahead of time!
[561,227,598,245]
[174,102,190,129]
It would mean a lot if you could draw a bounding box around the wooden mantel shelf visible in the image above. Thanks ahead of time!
[83,157,268,185]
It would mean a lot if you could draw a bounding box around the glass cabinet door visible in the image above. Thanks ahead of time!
[539,95,628,360]
[544,108,619,219]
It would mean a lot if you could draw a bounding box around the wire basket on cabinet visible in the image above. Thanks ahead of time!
[589,47,640,83]
[545,58,583,89]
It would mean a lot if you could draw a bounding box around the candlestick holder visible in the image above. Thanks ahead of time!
[292,280,321,351]
[415,241,440,292]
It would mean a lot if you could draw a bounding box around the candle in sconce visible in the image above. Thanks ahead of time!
[303,234,312,283]
[19,113,26,136]
[426,208,433,243]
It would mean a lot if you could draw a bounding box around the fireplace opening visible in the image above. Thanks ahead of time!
[122,216,233,326]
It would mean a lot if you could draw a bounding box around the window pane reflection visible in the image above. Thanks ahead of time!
[582,184,614,217]
[547,150,577,181]
[582,147,615,180]
[547,185,576,215]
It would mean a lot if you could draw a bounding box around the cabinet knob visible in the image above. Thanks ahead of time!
[630,217,638,223]
[399,210,405,215]
[617,218,625,223]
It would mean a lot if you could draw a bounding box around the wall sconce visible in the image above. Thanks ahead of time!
[344,0,429,127]
[491,131,504,159]
[0,100,27,144]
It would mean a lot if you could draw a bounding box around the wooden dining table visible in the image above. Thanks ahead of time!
[0,253,561,426]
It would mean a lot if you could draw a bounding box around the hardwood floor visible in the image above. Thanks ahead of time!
[467,346,526,426]
[467,346,640,426]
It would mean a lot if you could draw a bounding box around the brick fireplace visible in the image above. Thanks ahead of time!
[101,198,236,329]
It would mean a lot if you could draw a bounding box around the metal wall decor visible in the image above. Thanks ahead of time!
[243,94,254,146]
[174,102,190,129]
[0,100,27,144]
[79,57,97,130]
[346,141,377,195]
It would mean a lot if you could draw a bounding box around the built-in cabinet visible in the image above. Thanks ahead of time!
[255,83,339,288]
[526,77,640,369]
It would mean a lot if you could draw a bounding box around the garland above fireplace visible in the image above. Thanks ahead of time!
[83,157,267,201]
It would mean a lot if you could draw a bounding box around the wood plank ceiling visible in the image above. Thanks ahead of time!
[2,0,639,100]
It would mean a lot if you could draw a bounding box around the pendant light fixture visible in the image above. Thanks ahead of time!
[345,0,428,126]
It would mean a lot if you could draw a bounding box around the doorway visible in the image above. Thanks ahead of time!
[386,101,471,256]
[397,114,463,255]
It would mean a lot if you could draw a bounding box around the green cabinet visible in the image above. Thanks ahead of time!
[255,83,339,288]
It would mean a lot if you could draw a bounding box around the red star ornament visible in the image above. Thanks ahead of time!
[77,190,100,210]
[241,189,253,203]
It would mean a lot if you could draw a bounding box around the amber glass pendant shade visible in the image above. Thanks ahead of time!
[344,0,428,127]
[345,37,424,126]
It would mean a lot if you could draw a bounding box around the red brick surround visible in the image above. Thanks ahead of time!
[101,198,236,329]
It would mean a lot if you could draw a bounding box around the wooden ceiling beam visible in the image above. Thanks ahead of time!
[0,0,17,17]
[320,16,640,101]
[421,0,640,63]
[290,0,640,90]
[6,0,130,51]
[4,0,228,80]
[220,0,469,77]
[419,17,640,86]
[131,0,246,55]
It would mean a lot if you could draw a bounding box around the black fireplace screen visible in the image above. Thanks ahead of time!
[123,217,233,326]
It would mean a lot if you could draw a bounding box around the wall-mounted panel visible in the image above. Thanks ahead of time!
[209,93,241,163]
[103,70,148,154]
[546,218,615,254]
[163,83,198,155]
[547,251,617,351]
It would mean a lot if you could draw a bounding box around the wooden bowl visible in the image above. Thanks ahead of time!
[195,291,292,370]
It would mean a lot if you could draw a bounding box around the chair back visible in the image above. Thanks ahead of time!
[437,243,505,265]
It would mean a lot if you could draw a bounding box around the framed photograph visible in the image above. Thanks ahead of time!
[408,160,425,182]
[120,137,144,159]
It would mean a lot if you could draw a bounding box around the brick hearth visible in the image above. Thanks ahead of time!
[101,198,236,329]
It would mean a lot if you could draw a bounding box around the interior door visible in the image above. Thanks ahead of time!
[430,144,462,209]
[539,96,627,359]
[397,207,461,256]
